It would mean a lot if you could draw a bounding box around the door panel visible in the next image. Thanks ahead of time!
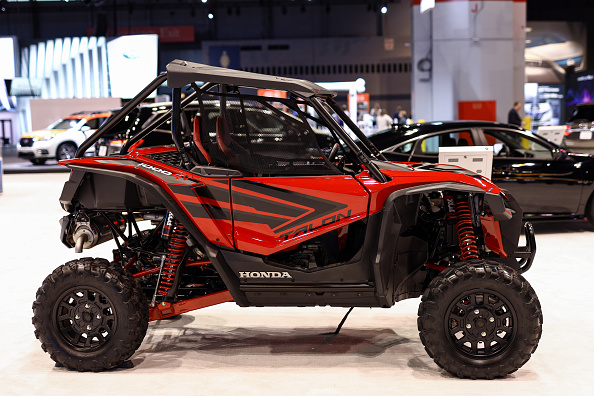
[482,129,583,214]
[231,176,369,255]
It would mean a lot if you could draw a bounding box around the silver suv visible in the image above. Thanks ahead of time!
[564,102,594,154]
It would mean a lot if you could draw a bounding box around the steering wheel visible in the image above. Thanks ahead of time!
[328,143,340,162]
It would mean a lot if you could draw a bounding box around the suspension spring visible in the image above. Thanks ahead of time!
[454,197,479,261]
[157,218,188,296]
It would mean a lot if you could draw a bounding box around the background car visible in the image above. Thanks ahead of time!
[366,121,594,225]
[564,102,594,154]
[18,111,111,164]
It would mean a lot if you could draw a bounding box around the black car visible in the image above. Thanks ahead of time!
[366,121,594,225]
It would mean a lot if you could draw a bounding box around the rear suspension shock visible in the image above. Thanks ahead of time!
[445,193,480,261]
[157,217,189,297]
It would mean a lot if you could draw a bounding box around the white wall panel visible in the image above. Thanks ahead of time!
[412,0,526,122]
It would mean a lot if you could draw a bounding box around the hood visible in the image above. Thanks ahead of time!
[21,128,69,140]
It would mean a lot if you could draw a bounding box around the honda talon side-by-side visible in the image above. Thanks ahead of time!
[32,60,542,379]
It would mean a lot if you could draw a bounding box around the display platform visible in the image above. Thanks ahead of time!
[1,173,593,395]
[1,146,68,174]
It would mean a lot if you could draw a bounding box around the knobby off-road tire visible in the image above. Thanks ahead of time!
[32,258,149,371]
[417,260,542,379]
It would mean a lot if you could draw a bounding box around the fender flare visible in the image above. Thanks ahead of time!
[373,182,520,303]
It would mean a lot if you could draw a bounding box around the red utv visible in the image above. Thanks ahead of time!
[32,60,541,379]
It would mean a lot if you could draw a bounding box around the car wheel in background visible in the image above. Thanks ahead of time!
[56,142,78,161]
[30,158,47,165]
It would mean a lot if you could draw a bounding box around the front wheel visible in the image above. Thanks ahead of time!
[32,258,148,371]
[56,142,77,160]
[417,260,542,379]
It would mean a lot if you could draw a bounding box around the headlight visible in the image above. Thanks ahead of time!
[34,134,54,142]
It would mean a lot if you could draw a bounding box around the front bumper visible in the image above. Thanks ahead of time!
[17,142,54,159]
[514,222,536,274]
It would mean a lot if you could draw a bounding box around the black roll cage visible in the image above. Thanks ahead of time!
[75,61,388,182]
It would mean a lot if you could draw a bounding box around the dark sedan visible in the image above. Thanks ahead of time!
[367,121,594,225]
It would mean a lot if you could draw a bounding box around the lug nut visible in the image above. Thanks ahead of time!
[97,314,101,319]
[466,324,471,329]
[85,304,90,309]
[75,315,80,320]
[481,332,486,337]
[86,325,92,330]
[474,309,480,314]
[489,317,494,323]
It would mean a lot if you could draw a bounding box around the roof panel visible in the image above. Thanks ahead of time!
[166,59,336,97]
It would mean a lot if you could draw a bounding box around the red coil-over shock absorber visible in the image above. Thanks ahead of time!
[444,193,480,261]
[157,216,188,296]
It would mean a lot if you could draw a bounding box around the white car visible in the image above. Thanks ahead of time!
[17,111,111,165]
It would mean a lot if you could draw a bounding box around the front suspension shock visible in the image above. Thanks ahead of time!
[445,194,480,261]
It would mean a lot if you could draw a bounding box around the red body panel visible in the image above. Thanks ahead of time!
[480,215,508,257]
[356,164,503,215]
[62,149,505,255]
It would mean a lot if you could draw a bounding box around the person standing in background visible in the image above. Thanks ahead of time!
[508,101,523,126]
[370,103,381,126]
[392,105,403,120]
[376,109,394,130]
[397,110,409,125]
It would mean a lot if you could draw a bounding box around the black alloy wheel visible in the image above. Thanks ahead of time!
[417,260,542,379]
[54,286,117,351]
[445,288,515,358]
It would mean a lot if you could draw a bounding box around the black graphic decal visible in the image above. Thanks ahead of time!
[232,180,348,234]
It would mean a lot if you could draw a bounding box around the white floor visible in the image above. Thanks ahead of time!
[1,172,593,395]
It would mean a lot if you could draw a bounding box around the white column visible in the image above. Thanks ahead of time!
[52,38,63,98]
[88,37,99,97]
[97,37,109,97]
[43,40,54,98]
[79,37,91,98]
[62,38,73,98]
[70,37,82,98]
[411,0,526,123]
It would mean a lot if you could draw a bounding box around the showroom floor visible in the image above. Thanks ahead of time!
[1,172,593,395]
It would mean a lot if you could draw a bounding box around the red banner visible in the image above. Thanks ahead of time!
[87,25,194,43]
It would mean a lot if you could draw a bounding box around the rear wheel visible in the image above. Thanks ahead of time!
[56,142,77,160]
[32,258,148,371]
[417,260,542,379]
